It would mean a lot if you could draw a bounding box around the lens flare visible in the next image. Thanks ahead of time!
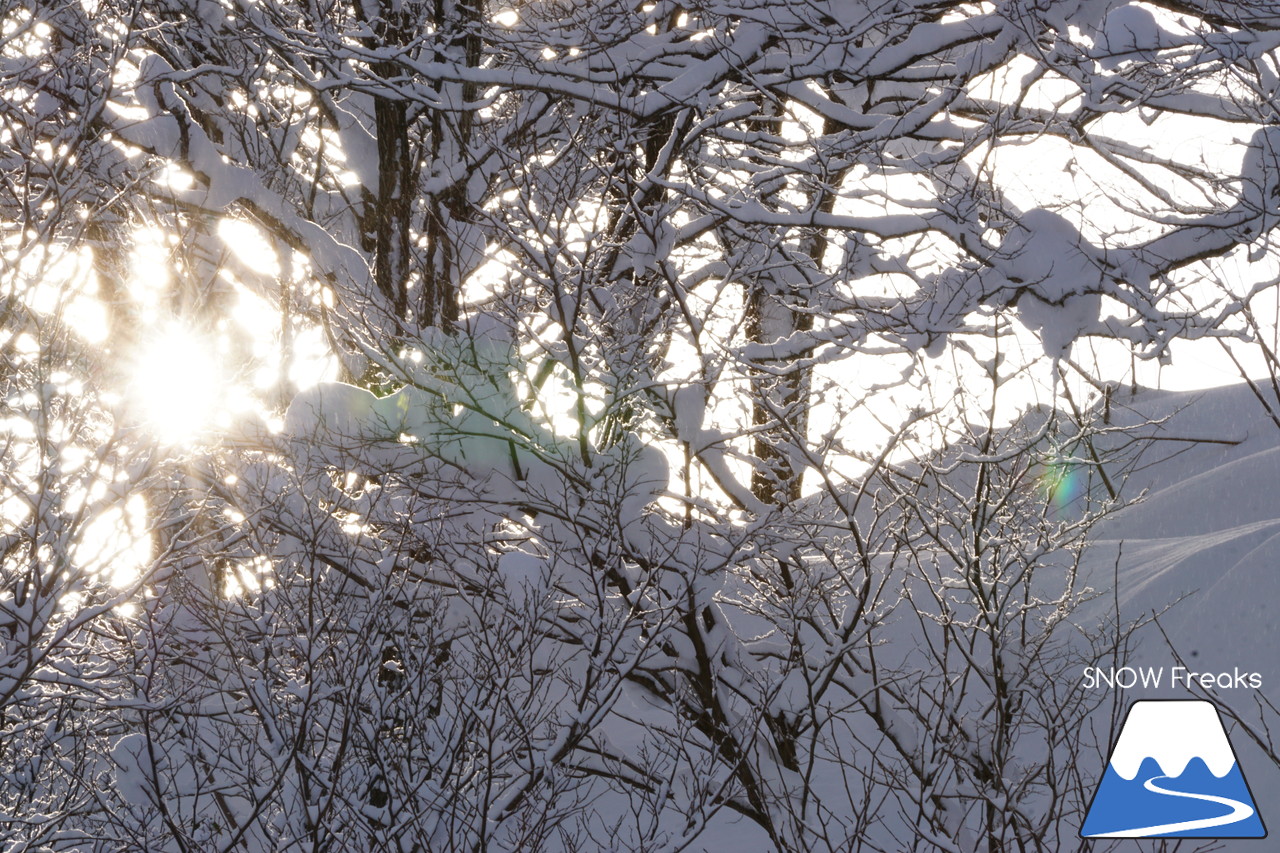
[1041,457,1084,510]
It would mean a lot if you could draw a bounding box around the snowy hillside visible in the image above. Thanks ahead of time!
[1083,383,1280,677]
[1073,383,1280,848]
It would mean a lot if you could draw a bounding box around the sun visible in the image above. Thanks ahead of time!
[127,322,227,443]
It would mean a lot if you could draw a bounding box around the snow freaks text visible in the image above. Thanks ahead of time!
[1083,667,1264,691]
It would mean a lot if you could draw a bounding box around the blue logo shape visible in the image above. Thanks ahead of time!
[1082,700,1266,838]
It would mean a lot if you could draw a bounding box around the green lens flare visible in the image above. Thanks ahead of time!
[1042,459,1083,507]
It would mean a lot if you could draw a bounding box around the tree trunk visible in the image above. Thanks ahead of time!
[419,0,482,330]
[744,116,843,506]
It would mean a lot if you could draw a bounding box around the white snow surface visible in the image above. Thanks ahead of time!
[1108,700,1236,780]
[1080,383,1280,677]
[1065,382,1280,851]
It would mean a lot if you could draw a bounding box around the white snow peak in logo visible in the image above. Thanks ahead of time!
[1081,700,1266,838]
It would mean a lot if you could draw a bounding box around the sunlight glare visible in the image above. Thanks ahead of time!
[288,325,340,389]
[128,323,225,443]
[128,229,172,323]
[76,494,152,587]
[218,218,279,277]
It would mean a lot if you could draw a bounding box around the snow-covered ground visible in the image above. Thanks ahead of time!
[1083,383,1280,677]
[1076,382,1280,847]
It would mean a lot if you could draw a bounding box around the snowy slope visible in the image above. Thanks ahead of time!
[1083,383,1280,675]
[1075,383,1280,849]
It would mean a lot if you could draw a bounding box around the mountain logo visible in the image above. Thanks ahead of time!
[1081,699,1266,838]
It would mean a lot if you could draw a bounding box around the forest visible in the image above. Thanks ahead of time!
[5,0,1280,850]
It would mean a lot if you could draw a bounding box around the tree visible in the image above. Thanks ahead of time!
[6,0,1280,850]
